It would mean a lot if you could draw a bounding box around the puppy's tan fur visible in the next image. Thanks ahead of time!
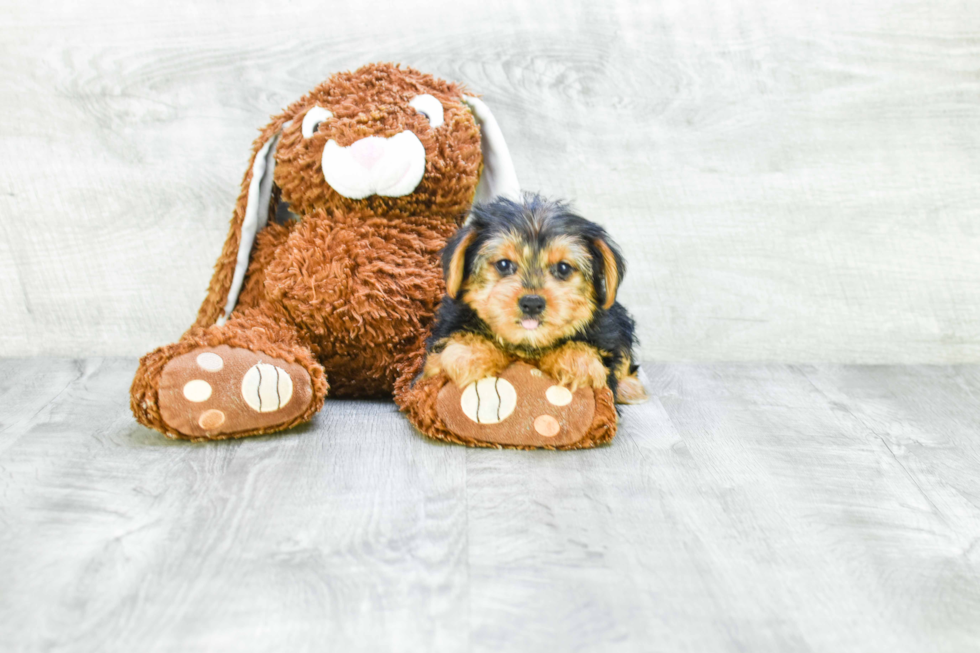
[428,212,645,400]
[537,341,610,391]
[462,232,596,351]
[424,332,511,389]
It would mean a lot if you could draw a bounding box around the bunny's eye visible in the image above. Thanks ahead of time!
[302,106,333,138]
[409,94,444,128]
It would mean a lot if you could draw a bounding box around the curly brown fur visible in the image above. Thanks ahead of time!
[190,64,481,333]
[132,63,487,439]
[426,194,646,402]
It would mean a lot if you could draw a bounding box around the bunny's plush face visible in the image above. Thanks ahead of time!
[272,64,484,219]
[214,64,518,327]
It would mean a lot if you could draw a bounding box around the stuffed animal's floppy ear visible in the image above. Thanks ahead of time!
[462,96,520,206]
[593,237,625,310]
[216,131,282,325]
[442,226,478,299]
[190,120,288,331]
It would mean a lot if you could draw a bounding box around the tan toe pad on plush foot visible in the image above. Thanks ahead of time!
[436,362,595,447]
[158,345,312,439]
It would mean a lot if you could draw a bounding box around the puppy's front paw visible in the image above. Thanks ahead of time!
[425,335,511,389]
[537,342,608,391]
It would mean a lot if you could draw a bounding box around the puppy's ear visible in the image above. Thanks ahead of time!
[592,236,626,310]
[443,226,478,299]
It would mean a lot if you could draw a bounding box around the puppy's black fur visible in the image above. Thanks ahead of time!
[427,195,640,397]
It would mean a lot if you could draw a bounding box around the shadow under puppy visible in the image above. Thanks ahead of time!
[424,194,647,404]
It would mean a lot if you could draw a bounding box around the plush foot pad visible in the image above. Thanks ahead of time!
[158,345,313,439]
[436,362,600,448]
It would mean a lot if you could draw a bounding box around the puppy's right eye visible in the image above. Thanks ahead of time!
[494,259,516,276]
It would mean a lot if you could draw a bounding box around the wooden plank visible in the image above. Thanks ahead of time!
[0,358,469,652]
[2,359,980,651]
[3,0,980,362]
[638,363,980,652]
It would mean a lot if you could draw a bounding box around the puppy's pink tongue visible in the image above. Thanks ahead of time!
[521,319,540,330]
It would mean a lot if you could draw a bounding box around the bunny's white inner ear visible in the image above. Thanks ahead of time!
[462,96,520,207]
[217,131,281,325]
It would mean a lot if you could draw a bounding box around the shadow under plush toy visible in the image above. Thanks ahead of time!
[131,63,634,448]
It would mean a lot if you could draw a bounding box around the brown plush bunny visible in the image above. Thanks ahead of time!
[130,64,521,440]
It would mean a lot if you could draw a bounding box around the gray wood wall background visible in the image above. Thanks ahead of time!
[3,0,979,362]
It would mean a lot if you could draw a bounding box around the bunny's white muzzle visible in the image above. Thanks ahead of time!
[321,131,426,199]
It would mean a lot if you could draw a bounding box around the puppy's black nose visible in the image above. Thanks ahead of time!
[518,294,546,316]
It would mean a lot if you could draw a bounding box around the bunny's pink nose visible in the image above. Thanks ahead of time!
[348,137,386,170]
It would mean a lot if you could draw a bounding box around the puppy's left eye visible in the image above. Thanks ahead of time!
[495,259,517,276]
[551,261,574,280]
[409,94,444,128]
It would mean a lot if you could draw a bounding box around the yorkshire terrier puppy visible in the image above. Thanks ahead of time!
[423,194,647,404]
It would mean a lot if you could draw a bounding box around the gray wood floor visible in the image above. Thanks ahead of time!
[1,358,979,652]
